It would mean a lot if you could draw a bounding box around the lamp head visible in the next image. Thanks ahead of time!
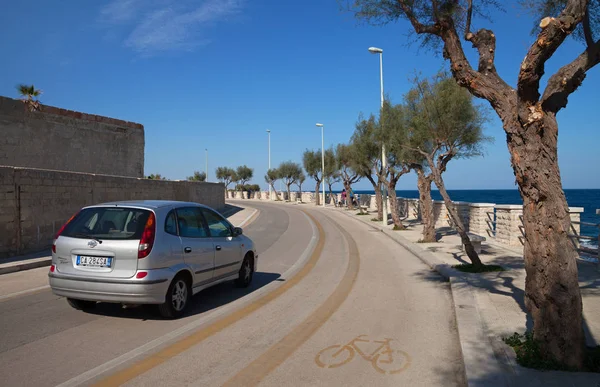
[368,47,383,54]
[315,123,324,127]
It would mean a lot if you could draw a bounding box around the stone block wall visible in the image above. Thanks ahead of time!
[495,205,524,247]
[0,166,224,258]
[0,96,144,178]
[433,201,449,228]
[469,204,495,238]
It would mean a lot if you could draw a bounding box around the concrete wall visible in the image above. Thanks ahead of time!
[0,166,224,258]
[0,96,144,178]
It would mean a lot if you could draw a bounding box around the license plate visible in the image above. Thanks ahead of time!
[76,256,112,268]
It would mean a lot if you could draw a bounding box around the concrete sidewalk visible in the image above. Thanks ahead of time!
[0,203,257,276]
[335,206,600,386]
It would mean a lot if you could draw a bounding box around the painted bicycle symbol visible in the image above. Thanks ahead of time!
[315,335,411,374]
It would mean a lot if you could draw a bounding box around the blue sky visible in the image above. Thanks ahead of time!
[1,0,598,190]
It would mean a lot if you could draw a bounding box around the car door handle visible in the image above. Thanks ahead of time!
[215,245,222,251]
[184,247,192,253]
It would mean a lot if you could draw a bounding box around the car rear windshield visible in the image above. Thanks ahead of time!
[61,207,152,240]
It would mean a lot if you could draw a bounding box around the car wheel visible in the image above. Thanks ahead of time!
[67,298,97,310]
[158,275,191,319]
[235,255,254,288]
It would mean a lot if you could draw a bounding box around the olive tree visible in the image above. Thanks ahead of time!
[295,172,306,202]
[278,161,303,201]
[336,143,362,210]
[215,167,237,190]
[378,101,413,230]
[348,0,600,367]
[235,165,254,195]
[303,149,324,206]
[187,171,206,182]
[350,115,386,219]
[264,168,282,200]
[323,148,339,205]
[404,73,490,266]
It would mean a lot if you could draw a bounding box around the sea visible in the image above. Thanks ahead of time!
[353,189,600,249]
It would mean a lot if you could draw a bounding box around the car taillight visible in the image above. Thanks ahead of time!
[49,264,55,273]
[138,212,156,259]
[53,211,80,253]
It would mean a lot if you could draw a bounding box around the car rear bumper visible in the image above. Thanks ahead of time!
[48,269,174,304]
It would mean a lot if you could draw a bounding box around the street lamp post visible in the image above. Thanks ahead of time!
[368,46,387,227]
[316,123,325,208]
[266,129,271,199]
[205,148,208,182]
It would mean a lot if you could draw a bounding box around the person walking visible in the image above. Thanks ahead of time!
[341,189,347,207]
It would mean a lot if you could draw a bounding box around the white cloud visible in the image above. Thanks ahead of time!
[99,0,244,55]
[100,0,143,24]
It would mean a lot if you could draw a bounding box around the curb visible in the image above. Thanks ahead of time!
[336,209,512,387]
[0,257,51,276]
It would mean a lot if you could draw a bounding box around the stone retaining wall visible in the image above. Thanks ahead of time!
[0,166,224,258]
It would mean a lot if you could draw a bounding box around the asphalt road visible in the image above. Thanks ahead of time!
[0,201,465,387]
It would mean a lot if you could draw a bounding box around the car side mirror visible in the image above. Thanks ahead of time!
[233,227,243,237]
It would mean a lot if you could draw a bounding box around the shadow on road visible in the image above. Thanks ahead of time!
[83,271,282,320]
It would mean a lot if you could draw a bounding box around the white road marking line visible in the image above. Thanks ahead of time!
[56,209,317,387]
[237,208,259,228]
[0,285,50,301]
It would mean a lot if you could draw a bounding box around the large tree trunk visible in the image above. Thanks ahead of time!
[314,181,321,206]
[344,182,354,210]
[431,168,483,267]
[417,171,435,242]
[506,114,584,368]
[388,182,405,230]
[286,183,292,202]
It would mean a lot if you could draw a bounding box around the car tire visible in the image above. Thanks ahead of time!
[158,275,191,319]
[235,255,254,288]
[67,298,97,310]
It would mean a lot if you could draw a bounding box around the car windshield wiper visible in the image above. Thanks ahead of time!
[73,233,103,244]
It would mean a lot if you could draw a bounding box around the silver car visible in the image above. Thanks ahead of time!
[48,200,257,318]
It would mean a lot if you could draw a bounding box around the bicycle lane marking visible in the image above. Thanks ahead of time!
[221,210,360,387]
[315,334,411,374]
[81,209,325,387]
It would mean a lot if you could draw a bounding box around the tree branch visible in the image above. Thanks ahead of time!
[517,0,589,105]
[465,0,473,38]
[397,0,440,34]
[583,7,594,48]
[438,19,513,111]
[541,38,600,112]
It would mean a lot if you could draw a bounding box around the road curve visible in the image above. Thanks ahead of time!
[0,201,466,387]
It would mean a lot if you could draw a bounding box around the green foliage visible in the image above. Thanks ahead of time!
[235,165,254,188]
[503,331,600,372]
[147,174,166,180]
[520,0,600,42]
[503,332,572,371]
[346,0,503,48]
[302,149,323,182]
[452,264,504,273]
[236,184,261,192]
[405,73,491,161]
[187,171,206,182]
[336,143,362,188]
[295,171,306,191]
[264,168,281,185]
[16,83,42,111]
[215,167,237,189]
[278,161,303,188]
